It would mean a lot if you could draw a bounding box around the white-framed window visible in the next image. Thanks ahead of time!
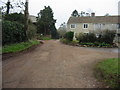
[70,24,76,29]
[83,24,88,29]
[118,23,120,29]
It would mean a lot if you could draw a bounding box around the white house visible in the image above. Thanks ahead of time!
[67,13,120,39]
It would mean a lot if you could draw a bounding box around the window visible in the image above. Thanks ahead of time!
[83,24,88,29]
[118,23,120,29]
[70,24,76,29]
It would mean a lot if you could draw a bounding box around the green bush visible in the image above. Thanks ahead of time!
[2,20,27,45]
[77,31,115,45]
[4,13,25,24]
[77,33,97,43]
[64,31,74,41]
[98,30,116,44]
[60,38,70,44]
[27,24,37,40]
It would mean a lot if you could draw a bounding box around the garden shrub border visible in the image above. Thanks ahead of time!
[60,38,117,48]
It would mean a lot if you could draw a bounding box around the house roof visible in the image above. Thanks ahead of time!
[67,16,120,24]
[29,15,37,23]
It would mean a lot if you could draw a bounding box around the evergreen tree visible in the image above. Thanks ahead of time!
[37,6,58,38]
[71,10,79,17]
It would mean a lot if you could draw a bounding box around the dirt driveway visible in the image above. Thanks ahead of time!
[3,40,118,88]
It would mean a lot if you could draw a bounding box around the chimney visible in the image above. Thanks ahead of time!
[91,12,95,17]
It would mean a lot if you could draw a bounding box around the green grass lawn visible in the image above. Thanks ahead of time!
[40,36,51,40]
[95,58,119,88]
[37,35,52,40]
[2,40,40,53]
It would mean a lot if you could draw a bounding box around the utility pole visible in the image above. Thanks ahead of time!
[24,0,29,40]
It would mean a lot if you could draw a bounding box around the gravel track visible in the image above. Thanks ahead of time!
[3,40,118,88]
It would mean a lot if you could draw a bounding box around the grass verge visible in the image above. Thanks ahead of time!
[40,36,51,40]
[95,58,119,88]
[37,35,52,40]
[60,38,79,45]
[2,40,40,54]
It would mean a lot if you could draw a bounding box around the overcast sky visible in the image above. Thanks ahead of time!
[0,0,119,28]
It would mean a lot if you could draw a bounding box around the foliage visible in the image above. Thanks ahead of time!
[98,30,116,44]
[37,6,57,37]
[50,23,59,39]
[2,20,27,45]
[77,33,97,43]
[64,31,74,41]
[27,24,37,40]
[76,31,115,45]
[37,35,51,40]
[3,13,25,24]
[71,10,79,17]
[1,0,25,14]
[60,38,71,44]
[80,42,111,47]
[60,38,79,45]
[58,23,67,38]
[2,40,40,53]
[95,58,119,88]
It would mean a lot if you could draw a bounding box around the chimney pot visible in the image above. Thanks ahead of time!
[91,12,95,17]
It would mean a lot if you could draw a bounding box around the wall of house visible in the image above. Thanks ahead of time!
[94,23,118,31]
[67,23,118,33]
[67,23,94,34]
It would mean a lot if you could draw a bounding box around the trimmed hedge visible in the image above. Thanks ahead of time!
[2,20,27,45]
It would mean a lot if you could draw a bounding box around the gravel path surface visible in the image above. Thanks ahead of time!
[3,40,118,88]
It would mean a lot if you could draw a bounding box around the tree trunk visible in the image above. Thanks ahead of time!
[24,0,29,40]
[6,0,10,14]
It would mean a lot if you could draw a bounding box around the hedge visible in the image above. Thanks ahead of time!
[2,20,27,45]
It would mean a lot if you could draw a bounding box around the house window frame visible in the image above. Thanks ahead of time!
[70,24,76,29]
[118,23,120,29]
[83,23,89,29]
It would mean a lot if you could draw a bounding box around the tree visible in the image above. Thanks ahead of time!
[6,0,10,14]
[4,13,25,24]
[58,22,67,38]
[24,0,29,40]
[71,10,79,17]
[37,6,58,38]
[1,0,25,14]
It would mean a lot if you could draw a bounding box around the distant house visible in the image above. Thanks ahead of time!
[29,15,37,24]
[67,13,120,39]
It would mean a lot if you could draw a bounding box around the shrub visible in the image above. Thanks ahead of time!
[97,30,116,44]
[4,13,25,24]
[77,33,97,43]
[60,38,70,44]
[27,24,37,40]
[88,33,97,43]
[64,31,74,41]
[2,20,27,45]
